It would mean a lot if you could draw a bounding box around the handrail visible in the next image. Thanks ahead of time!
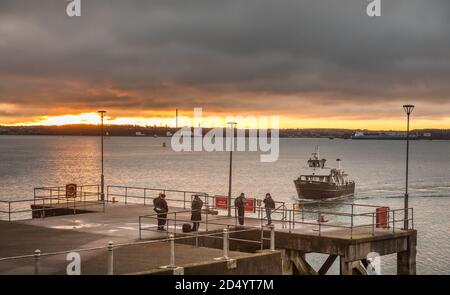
[0,227,263,263]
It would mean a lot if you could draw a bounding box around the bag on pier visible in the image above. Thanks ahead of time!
[182,223,192,233]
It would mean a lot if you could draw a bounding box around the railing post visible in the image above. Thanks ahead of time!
[125,187,128,204]
[318,212,321,237]
[102,191,106,213]
[169,234,176,268]
[411,208,414,230]
[270,225,275,251]
[301,203,304,223]
[107,241,114,275]
[139,216,142,240]
[8,201,11,222]
[174,213,177,235]
[289,210,292,233]
[34,249,41,275]
[260,227,264,250]
[293,209,295,229]
[372,212,375,236]
[350,204,354,240]
[183,192,186,209]
[222,229,229,260]
[195,230,199,247]
[73,195,76,215]
[205,205,209,232]
[393,211,396,233]
[42,198,45,218]
[144,189,147,206]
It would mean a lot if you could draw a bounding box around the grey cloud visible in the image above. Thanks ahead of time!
[0,0,450,121]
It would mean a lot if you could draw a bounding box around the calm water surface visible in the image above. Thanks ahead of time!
[0,135,449,274]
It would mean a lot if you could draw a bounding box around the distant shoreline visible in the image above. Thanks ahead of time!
[1,125,450,140]
[1,134,450,141]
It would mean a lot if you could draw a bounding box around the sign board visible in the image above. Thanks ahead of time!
[215,196,228,210]
[66,184,77,198]
[215,196,256,213]
[245,198,256,213]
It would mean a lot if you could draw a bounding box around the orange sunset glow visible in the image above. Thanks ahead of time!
[1,1,450,131]
[6,112,450,131]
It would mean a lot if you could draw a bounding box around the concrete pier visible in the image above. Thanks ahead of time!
[0,201,417,275]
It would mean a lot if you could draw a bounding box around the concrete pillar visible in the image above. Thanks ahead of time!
[397,231,417,275]
[340,257,352,275]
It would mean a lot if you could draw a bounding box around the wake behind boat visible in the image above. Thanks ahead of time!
[294,147,355,200]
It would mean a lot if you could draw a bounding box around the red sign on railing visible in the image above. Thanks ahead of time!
[215,196,256,213]
[215,196,229,210]
[65,184,77,198]
[245,198,256,213]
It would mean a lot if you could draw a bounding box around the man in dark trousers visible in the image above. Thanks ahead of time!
[234,193,246,225]
[153,193,169,231]
[263,193,276,225]
[191,195,204,231]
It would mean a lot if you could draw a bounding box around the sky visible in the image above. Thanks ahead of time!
[1,0,450,129]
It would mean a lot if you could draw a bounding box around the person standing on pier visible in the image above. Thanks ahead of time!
[263,193,275,225]
[153,193,169,231]
[235,193,246,225]
[191,195,204,231]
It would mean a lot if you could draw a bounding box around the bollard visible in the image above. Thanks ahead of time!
[34,249,41,275]
[107,241,114,275]
[213,228,230,261]
[270,225,275,251]
[169,234,176,268]
[223,229,229,260]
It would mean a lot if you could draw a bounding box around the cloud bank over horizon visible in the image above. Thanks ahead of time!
[1,0,450,127]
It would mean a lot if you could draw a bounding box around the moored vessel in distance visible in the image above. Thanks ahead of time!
[351,131,418,140]
[294,147,355,200]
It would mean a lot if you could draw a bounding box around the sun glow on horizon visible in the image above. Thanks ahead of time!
[7,112,450,130]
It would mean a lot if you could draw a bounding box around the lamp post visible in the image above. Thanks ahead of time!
[98,110,107,201]
[403,104,414,230]
[227,122,237,217]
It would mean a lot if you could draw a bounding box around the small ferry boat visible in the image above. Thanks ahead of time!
[294,148,355,200]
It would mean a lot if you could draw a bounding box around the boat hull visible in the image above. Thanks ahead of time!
[294,179,355,200]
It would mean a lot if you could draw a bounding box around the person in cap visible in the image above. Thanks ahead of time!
[153,193,169,231]
[263,193,276,225]
[234,193,246,225]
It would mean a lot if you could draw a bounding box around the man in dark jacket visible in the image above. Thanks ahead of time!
[263,193,276,225]
[191,195,204,231]
[153,193,169,231]
[234,193,246,225]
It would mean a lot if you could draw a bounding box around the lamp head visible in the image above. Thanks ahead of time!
[403,105,415,115]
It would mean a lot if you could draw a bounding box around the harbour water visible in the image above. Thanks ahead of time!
[0,135,449,274]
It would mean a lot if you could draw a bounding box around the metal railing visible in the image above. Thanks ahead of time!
[138,207,272,246]
[106,185,288,222]
[0,185,104,222]
[138,198,414,241]
[287,200,414,239]
[106,185,211,209]
[0,225,273,275]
